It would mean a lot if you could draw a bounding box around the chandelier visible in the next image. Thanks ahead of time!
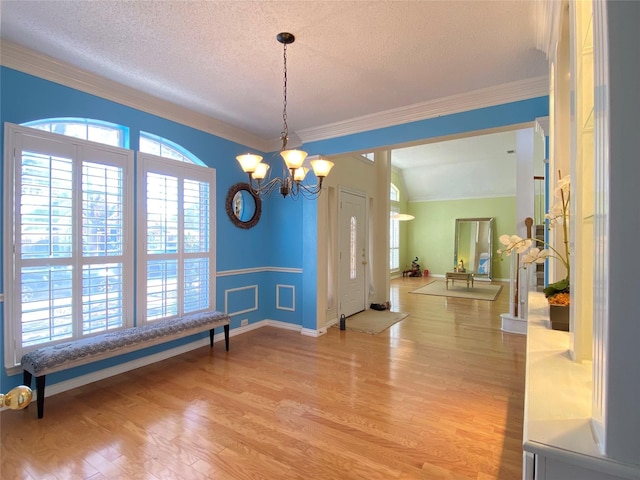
[236,32,334,199]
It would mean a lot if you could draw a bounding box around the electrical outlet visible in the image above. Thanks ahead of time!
[241,319,248,326]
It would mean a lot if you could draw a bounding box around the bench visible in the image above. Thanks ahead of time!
[20,311,230,419]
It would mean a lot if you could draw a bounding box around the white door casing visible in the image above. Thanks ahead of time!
[338,189,367,318]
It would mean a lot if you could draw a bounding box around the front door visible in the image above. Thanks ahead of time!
[339,190,367,317]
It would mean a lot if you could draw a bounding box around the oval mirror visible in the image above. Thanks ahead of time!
[226,183,261,229]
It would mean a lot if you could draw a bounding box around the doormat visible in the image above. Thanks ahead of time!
[336,309,409,334]
[410,280,502,301]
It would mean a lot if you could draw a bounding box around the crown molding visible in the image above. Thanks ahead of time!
[535,116,550,138]
[536,0,566,61]
[536,0,553,58]
[296,75,549,144]
[2,40,549,152]
[0,40,271,152]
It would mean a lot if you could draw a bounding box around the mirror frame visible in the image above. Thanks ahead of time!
[225,182,262,229]
[454,217,494,280]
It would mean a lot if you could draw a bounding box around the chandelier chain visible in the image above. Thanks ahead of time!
[235,32,333,200]
[281,42,288,150]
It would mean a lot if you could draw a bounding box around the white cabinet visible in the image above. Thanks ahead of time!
[532,455,628,480]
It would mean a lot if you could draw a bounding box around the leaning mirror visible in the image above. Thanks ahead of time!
[226,183,261,229]
[454,217,494,280]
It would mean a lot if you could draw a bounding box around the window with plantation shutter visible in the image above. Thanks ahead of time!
[4,122,216,371]
[3,124,134,368]
[137,153,215,324]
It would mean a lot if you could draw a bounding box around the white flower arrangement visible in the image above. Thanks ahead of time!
[497,173,571,298]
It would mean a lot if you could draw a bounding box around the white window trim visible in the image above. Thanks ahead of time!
[390,183,400,202]
[139,131,205,166]
[390,204,400,271]
[390,182,401,271]
[3,123,135,370]
[21,117,129,148]
[3,123,216,373]
[136,152,216,324]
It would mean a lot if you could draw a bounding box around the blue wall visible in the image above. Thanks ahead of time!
[304,97,549,155]
[0,67,305,391]
[1,65,548,391]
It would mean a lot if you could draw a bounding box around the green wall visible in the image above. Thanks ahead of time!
[406,196,516,280]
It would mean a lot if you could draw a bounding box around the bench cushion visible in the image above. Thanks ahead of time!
[21,311,230,377]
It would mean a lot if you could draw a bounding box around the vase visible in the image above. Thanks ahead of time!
[549,304,570,331]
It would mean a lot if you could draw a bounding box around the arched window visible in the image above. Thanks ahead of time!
[4,123,216,367]
[21,118,129,148]
[139,131,204,166]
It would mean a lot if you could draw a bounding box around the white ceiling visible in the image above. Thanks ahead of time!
[0,0,548,200]
[392,130,519,202]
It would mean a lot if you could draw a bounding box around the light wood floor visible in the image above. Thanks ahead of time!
[1,277,526,480]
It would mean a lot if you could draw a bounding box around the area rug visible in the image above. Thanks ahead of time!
[410,280,503,301]
[339,309,410,334]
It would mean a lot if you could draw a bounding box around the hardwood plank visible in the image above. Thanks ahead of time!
[0,277,525,479]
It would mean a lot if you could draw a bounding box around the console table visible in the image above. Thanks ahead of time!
[445,271,474,290]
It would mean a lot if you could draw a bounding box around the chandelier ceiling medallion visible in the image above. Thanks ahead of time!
[236,32,334,199]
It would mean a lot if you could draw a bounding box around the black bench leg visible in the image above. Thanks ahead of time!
[23,370,33,388]
[209,326,229,351]
[36,375,46,419]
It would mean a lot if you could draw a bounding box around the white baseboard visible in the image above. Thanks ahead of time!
[301,327,326,337]
[501,313,527,335]
[263,319,302,331]
[262,318,326,337]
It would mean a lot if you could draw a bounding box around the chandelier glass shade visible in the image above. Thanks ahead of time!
[236,32,334,199]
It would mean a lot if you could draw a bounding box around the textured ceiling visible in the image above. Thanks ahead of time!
[0,0,547,142]
[0,1,548,201]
